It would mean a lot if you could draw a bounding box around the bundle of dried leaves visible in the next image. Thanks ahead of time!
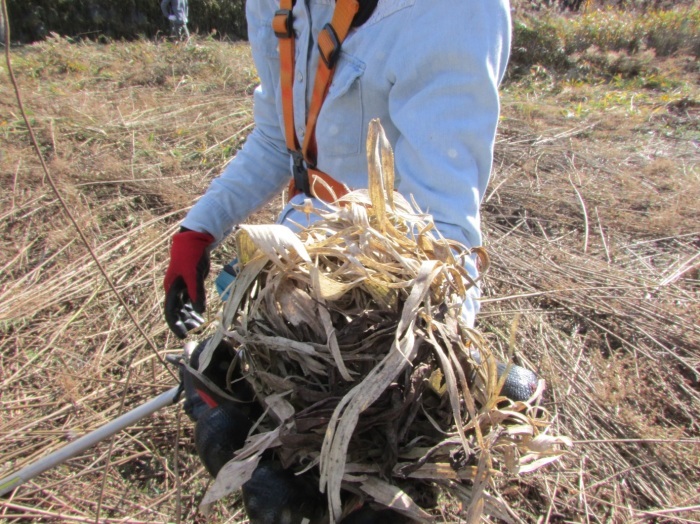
[197,120,571,522]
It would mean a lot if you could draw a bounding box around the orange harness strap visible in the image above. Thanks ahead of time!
[272,0,299,154]
[273,0,359,203]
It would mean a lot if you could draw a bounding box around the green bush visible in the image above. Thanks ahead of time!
[509,4,700,79]
[642,8,700,57]
[5,0,247,43]
[566,10,643,54]
[565,6,700,57]
[510,17,572,77]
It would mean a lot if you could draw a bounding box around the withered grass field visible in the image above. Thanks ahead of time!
[1,20,699,524]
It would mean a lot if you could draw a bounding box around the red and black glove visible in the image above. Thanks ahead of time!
[164,228,215,339]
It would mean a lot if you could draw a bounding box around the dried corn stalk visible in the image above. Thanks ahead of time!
[199,119,571,521]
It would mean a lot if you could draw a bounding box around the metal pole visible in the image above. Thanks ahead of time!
[0,385,181,497]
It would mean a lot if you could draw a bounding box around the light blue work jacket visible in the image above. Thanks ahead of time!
[183,0,512,324]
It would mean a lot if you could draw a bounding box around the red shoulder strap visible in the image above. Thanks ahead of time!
[302,0,359,167]
[274,0,358,202]
[272,0,299,154]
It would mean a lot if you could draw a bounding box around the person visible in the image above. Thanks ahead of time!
[164,0,512,521]
[160,0,189,40]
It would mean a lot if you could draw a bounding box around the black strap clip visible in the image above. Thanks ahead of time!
[273,9,294,38]
[291,151,312,197]
[319,23,342,69]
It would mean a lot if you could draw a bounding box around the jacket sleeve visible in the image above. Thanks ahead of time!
[174,0,188,22]
[182,2,291,243]
[388,0,511,255]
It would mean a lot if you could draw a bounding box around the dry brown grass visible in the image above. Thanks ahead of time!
[480,65,700,521]
[0,29,698,524]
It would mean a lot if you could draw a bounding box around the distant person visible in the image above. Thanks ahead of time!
[161,0,189,40]
[0,6,5,44]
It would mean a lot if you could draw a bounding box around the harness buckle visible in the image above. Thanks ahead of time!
[273,9,294,39]
[318,23,341,69]
[291,151,312,197]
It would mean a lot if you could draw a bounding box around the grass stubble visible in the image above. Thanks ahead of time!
[0,5,698,523]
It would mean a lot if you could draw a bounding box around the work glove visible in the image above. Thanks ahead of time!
[242,462,326,524]
[164,228,214,339]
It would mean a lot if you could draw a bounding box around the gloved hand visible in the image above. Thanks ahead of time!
[164,228,215,338]
[242,463,326,524]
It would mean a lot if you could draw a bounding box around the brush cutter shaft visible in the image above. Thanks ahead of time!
[0,385,180,497]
